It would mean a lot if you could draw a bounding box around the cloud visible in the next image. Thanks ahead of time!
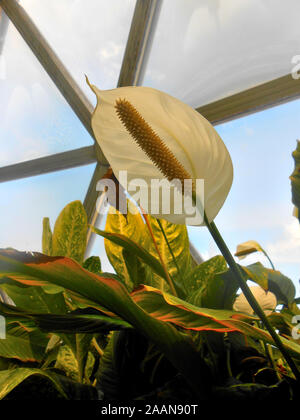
[267,219,300,264]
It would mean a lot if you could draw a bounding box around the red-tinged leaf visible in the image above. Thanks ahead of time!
[0,323,49,362]
[0,249,133,319]
[0,249,212,397]
[131,285,254,333]
[131,285,300,360]
[0,368,68,400]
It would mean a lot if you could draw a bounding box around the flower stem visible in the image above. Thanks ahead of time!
[202,211,300,381]
[261,248,275,270]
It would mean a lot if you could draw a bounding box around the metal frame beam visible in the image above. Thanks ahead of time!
[117,0,162,87]
[197,73,300,126]
[0,146,99,183]
[0,0,106,165]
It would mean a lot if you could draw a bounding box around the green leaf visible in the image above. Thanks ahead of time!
[0,249,212,397]
[267,270,296,304]
[83,256,102,274]
[142,216,191,297]
[1,284,67,314]
[55,345,79,382]
[185,256,227,296]
[52,200,87,264]
[186,256,230,308]
[0,368,68,400]
[75,334,95,383]
[54,334,94,384]
[193,268,239,310]
[131,285,300,360]
[103,204,147,291]
[0,300,133,334]
[97,332,120,399]
[122,248,152,290]
[42,217,53,256]
[28,312,133,334]
[241,262,269,289]
[240,262,296,304]
[290,140,300,222]
[0,323,48,362]
[91,227,167,285]
[212,380,287,400]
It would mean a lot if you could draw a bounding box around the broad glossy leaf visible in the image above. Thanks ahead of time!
[132,285,255,333]
[185,256,227,297]
[31,312,133,334]
[189,268,239,310]
[97,329,176,399]
[0,323,48,362]
[104,204,145,290]
[241,262,269,290]
[75,333,95,383]
[1,284,67,314]
[290,140,300,222]
[186,256,231,308]
[42,217,53,256]
[122,248,153,290]
[54,333,94,384]
[0,249,135,317]
[131,285,300,360]
[0,301,133,334]
[240,262,296,304]
[52,200,87,264]
[0,249,212,397]
[97,332,120,399]
[267,270,296,304]
[212,379,287,400]
[142,215,191,297]
[82,256,102,274]
[91,227,167,284]
[0,368,68,400]
[55,345,79,382]
[104,203,189,295]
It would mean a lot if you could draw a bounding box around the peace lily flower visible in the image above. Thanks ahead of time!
[87,77,233,226]
[233,286,277,316]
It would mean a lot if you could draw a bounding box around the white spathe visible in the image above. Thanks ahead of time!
[88,80,233,225]
[233,286,277,316]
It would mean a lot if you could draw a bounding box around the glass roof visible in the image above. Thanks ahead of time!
[0,164,96,251]
[21,0,136,99]
[0,0,136,167]
[143,0,300,107]
[0,19,94,166]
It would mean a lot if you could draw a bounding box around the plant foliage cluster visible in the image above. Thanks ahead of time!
[0,145,300,400]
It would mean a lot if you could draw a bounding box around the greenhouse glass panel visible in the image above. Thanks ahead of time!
[143,0,300,108]
[21,0,136,97]
[0,164,96,252]
[0,16,94,166]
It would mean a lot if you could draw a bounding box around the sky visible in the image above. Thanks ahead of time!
[0,0,300,297]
